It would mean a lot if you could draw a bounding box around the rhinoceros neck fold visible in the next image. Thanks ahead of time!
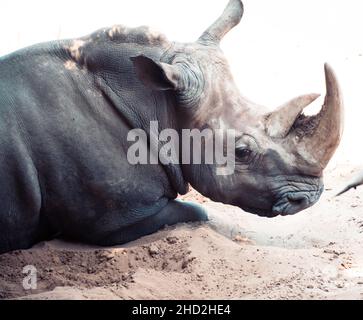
[79,44,188,195]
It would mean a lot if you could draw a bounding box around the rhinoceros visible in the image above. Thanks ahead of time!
[0,0,344,254]
[337,171,363,196]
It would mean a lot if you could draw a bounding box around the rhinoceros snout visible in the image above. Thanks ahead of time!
[272,185,324,216]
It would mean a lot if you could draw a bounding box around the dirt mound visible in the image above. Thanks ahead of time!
[0,224,269,300]
[0,226,199,299]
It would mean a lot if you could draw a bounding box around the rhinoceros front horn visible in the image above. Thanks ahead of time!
[198,0,244,45]
[298,64,344,170]
[266,64,344,172]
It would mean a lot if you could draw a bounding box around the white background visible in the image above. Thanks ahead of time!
[1,0,362,166]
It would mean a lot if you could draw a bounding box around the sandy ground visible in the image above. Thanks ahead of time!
[1,162,363,300]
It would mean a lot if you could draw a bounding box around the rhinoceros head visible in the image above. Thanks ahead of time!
[132,0,344,217]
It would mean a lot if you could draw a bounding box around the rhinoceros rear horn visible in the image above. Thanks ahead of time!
[198,0,244,45]
[265,93,321,139]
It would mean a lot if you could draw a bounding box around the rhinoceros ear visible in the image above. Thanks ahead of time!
[131,55,181,91]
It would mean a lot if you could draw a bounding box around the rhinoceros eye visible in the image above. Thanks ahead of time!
[236,148,253,162]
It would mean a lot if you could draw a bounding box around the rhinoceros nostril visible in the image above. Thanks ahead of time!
[287,194,309,207]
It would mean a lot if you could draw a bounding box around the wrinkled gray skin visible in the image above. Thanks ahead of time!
[0,0,344,253]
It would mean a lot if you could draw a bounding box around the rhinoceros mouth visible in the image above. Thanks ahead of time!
[240,184,324,218]
[271,185,324,216]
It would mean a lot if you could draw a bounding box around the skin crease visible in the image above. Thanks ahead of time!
[0,0,343,253]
